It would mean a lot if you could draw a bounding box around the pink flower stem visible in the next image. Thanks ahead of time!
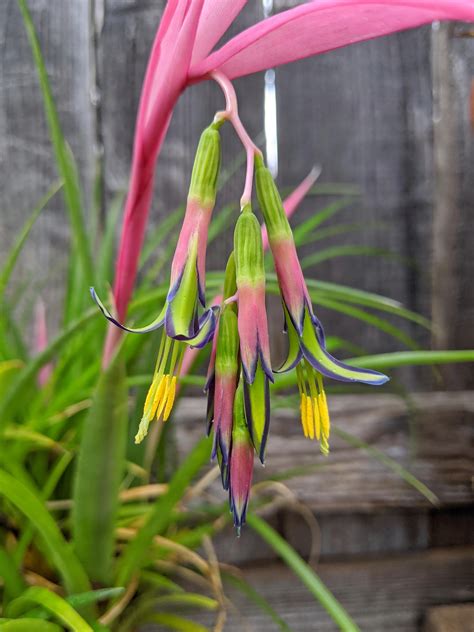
[211,71,262,207]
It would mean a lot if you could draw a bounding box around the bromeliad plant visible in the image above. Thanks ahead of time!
[92,0,474,528]
[2,1,474,631]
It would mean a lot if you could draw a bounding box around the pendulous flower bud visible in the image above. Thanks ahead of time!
[229,381,254,532]
[254,153,292,242]
[188,122,221,206]
[233,204,264,287]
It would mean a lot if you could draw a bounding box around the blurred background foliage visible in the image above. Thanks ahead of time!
[0,1,473,631]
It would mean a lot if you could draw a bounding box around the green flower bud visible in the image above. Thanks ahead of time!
[254,153,292,241]
[188,123,221,206]
[232,380,248,438]
[234,204,264,286]
[223,251,237,303]
[215,308,239,377]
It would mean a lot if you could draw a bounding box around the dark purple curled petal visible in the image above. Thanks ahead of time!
[90,286,165,333]
[243,368,270,464]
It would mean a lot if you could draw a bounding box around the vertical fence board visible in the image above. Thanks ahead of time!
[100,0,264,280]
[432,23,474,388]
[0,2,473,387]
[274,28,435,381]
[0,0,94,329]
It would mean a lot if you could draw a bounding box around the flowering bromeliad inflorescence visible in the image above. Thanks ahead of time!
[92,122,222,442]
[94,1,474,529]
[255,155,389,454]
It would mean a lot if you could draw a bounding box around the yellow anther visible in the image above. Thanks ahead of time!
[300,395,308,437]
[163,376,177,421]
[306,395,315,440]
[318,391,330,439]
[143,376,159,417]
[312,397,321,440]
[135,415,150,445]
[156,375,171,420]
[151,376,166,415]
[320,434,330,456]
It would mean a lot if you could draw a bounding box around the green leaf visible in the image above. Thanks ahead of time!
[140,206,184,270]
[16,0,94,289]
[67,587,125,608]
[6,587,92,632]
[14,452,74,568]
[247,515,360,632]
[347,349,474,370]
[145,614,209,632]
[314,296,420,350]
[0,361,23,401]
[72,357,128,583]
[298,221,381,247]
[292,198,353,244]
[0,546,26,601]
[140,571,185,594]
[0,620,62,632]
[332,426,439,505]
[0,180,62,298]
[116,436,212,586]
[300,245,409,269]
[96,192,125,289]
[151,594,217,610]
[208,203,237,243]
[304,278,432,329]
[0,309,97,426]
[0,470,90,595]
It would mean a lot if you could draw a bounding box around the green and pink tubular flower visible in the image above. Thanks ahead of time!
[91,123,221,442]
[255,154,389,454]
[234,205,273,464]
[229,380,254,533]
[205,253,258,529]
[95,0,474,523]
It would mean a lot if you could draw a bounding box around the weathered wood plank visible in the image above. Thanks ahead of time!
[176,392,474,512]
[186,548,474,632]
[432,23,474,389]
[0,0,94,326]
[100,1,264,276]
[423,603,474,632]
[274,27,435,376]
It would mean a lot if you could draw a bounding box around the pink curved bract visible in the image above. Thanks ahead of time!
[170,199,213,299]
[271,238,308,328]
[190,0,474,79]
[104,0,474,365]
[237,283,272,383]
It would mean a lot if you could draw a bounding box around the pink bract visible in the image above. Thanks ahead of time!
[105,0,474,364]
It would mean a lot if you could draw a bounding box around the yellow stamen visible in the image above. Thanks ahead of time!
[306,395,315,440]
[312,397,321,440]
[135,414,151,445]
[163,376,177,421]
[143,378,158,417]
[320,433,329,457]
[156,375,171,420]
[152,376,167,417]
[318,391,330,439]
[300,395,308,437]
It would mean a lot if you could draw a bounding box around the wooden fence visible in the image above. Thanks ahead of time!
[1,3,473,629]
[1,1,473,387]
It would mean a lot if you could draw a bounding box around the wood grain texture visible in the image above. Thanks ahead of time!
[100,0,264,275]
[176,392,474,513]
[0,0,94,329]
[274,28,435,377]
[432,23,474,389]
[1,2,473,390]
[179,548,474,632]
[423,603,474,632]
